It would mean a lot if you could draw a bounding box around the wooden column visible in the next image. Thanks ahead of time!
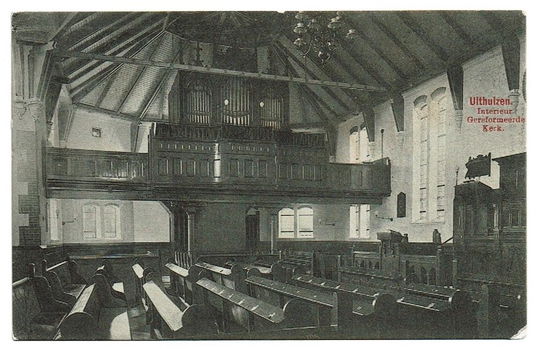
[268,208,280,254]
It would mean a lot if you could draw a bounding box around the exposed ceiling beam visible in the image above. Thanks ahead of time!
[438,12,479,48]
[53,49,386,92]
[138,43,184,121]
[66,13,137,51]
[74,102,135,122]
[343,16,408,80]
[49,13,79,42]
[395,12,449,62]
[276,39,354,113]
[64,14,163,77]
[279,34,360,110]
[95,69,119,108]
[368,14,426,72]
[331,35,393,91]
[70,28,162,102]
[116,33,166,113]
[271,42,343,120]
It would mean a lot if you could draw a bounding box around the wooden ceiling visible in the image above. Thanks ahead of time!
[14,11,525,130]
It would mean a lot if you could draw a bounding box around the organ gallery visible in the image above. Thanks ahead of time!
[11,11,526,340]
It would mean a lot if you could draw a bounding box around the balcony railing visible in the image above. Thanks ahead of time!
[46,125,391,199]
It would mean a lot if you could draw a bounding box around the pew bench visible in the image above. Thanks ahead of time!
[13,277,66,340]
[246,275,334,328]
[143,280,218,339]
[195,261,247,293]
[196,277,309,333]
[43,259,86,300]
[57,283,131,340]
[165,262,191,306]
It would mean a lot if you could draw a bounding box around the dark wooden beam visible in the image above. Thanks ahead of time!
[116,33,166,113]
[56,47,385,92]
[332,35,393,91]
[66,17,165,83]
[368,14,426,71]
[70,28,162,103]
[65,13,137,51]
[343,16,408,80]
[74,102,136,122]
[275,40,354,113]
[501,40,520,91]
[362,106,376,142]
[95,70,119,107]
[396,12,450,62]
[447,64,464,111]
[138,44,184,121]
[390,93,404,132]
[438,12,478,48]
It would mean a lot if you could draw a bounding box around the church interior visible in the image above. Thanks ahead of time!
[11,11,526,340]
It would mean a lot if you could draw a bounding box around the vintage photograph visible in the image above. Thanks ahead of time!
[11,10,526,340]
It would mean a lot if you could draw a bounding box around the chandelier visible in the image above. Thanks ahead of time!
[292,11,357,64]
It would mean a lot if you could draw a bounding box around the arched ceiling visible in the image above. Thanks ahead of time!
[13,11,525,134]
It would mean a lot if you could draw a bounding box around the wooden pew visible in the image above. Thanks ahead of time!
[41,259,86,300]
[13,267,67,340]
[229,261,273,280]
[41,259,82,308]
[195,277,312,333]
[143,280,218,339]
[166,262,191,304]
[92,265,127,308]
[310,270,475,339]
[58,283,131,340]
[272,261,307,283]
[291,274,398,337]
[195,261,247,293]
[246,275,334,328]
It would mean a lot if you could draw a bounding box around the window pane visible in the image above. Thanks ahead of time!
[83,205,97,239]
[298,207,313,237]
[104,206,117,238]
[349,205,359,238]
[279,208,295,238]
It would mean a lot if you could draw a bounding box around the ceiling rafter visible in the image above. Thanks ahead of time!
[70,28,163,103]
[480,12,522,42]
[54,48,386,92]
[342,16,408,80]
[75,102,136,121]
[395,12,450,62]
[57,12,101,40]
[68,21,165,89]
[95,69,119,108]
[271,42,343,120]
[276,38,355,112]
[438,12,479,48]
[64,13,163,76]
[280,34,360,109]
[331,35,393,91]
[50,13,79,42]
[138,42,184,121]
[368,14,426,71]
[116,32,166,113]
[271,42,338,127]
[67,13,137,52]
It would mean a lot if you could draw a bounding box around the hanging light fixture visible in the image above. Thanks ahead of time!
[292,11,357,64]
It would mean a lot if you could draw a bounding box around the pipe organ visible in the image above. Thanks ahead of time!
[169,72,289,129]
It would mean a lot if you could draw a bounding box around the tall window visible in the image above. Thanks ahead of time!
[349,204,371,239]
[297,207,314,238]
[413,88,448,223]
[47,199,60,241]
[278,208,295,238]
[82,203,121,240]
[82,204,98,239]
[349,126,371,163]
[279,206,314,239]
[103,205,120,239]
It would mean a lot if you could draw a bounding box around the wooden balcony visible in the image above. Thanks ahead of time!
[46,125,391,203]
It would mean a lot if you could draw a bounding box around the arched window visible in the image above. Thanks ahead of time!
[278,206,315,239]
[103,205,121,239]
[82,204,99,239]
[297,207,314,238]
[413,88,449,223]
[278,208,295,238]
[349,126,370,164]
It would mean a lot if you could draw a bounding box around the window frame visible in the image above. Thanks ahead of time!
[278,205,314,239]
